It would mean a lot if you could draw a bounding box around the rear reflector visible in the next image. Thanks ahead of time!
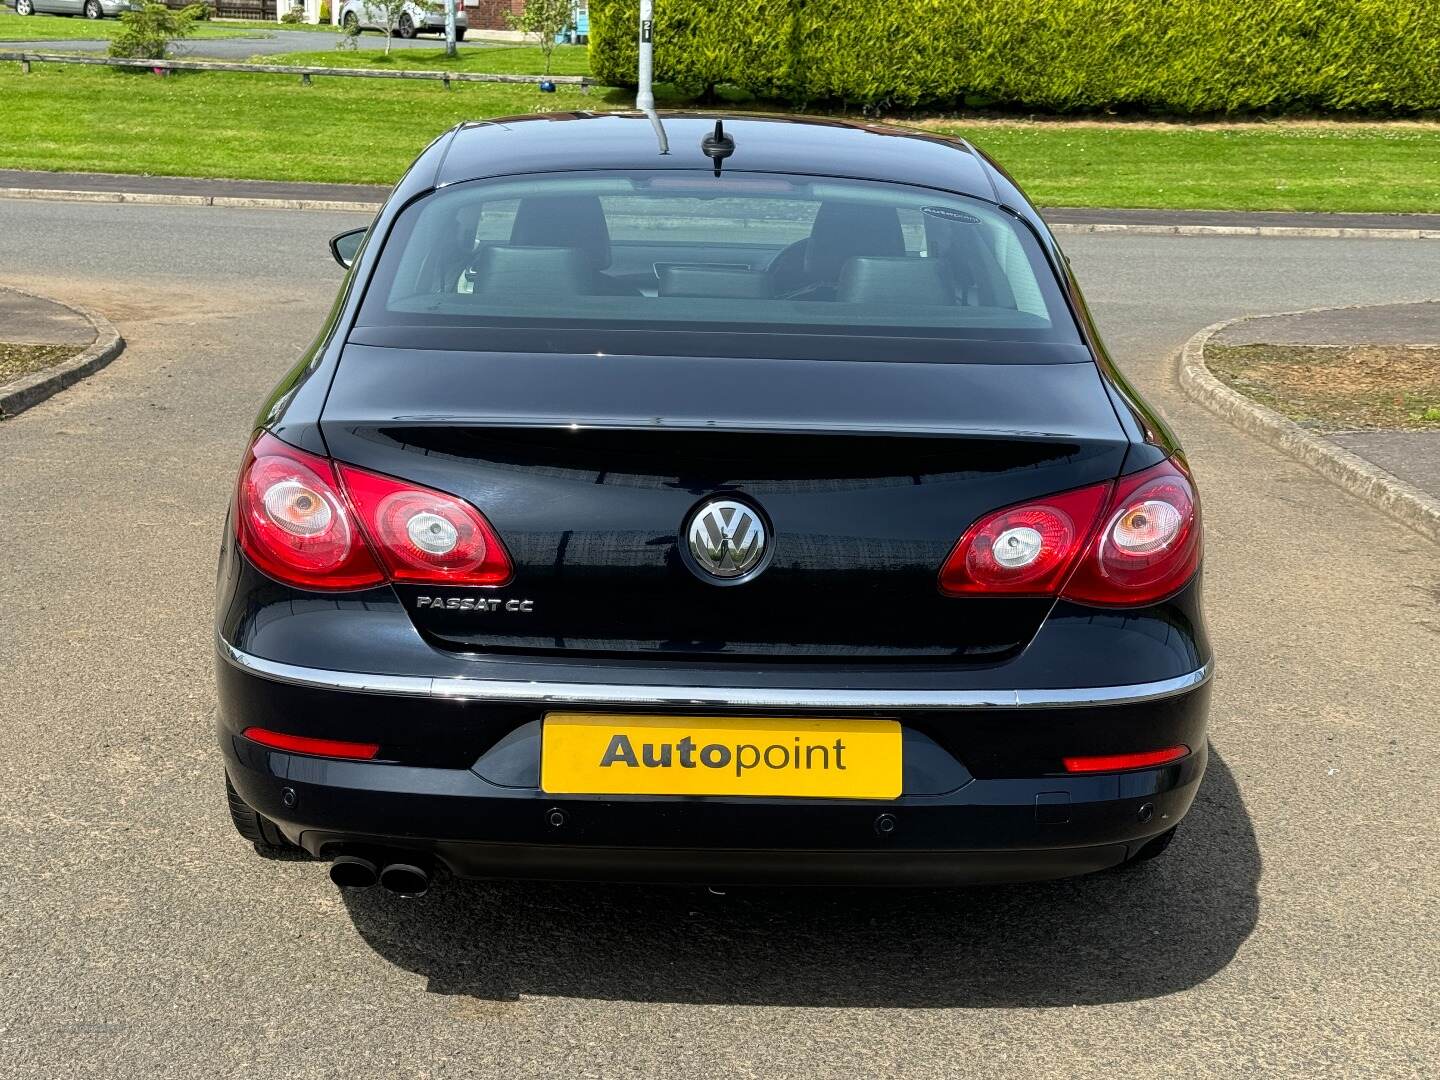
[1062,746,1188,773]
[242,727,380,760]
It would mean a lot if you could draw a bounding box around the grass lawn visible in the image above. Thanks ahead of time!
[266,44,589,77]
[2,60,1439,212]
[921,120,1440,213]
[0,11,260,39]
[1207,344,1440,431]
[0,63,599,182]
[0,342,80,385]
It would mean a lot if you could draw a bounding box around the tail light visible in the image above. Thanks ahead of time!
[243,727,380,760]
[1062,746,1189,773]
[938,482,1110,596]
[235,433,384,590]
[1061,457,1202,606]
[938,457,1201,606]
[234,432,512,591]
[337,462,513,586]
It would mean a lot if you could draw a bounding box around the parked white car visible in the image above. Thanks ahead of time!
[337,0,469,40]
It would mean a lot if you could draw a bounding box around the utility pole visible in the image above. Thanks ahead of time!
[636,0,654,111]
[443,0,457,58]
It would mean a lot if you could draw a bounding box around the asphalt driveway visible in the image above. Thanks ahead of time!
[0,198,1435,1078]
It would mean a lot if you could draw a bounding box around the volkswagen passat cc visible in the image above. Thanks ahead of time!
[216,113,1211,896]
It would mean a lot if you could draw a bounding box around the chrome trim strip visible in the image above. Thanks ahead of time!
[218,640,1212,711]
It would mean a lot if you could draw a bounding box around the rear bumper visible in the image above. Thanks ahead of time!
[218,641,1211,885]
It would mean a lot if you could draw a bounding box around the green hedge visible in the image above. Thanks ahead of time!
[590,0,1440,114]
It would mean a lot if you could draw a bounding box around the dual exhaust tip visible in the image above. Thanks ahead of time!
[329,852,431,897]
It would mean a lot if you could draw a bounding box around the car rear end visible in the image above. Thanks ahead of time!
[416,0,466,33]
[216,124,1210,890]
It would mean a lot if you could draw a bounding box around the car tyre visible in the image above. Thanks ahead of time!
[397,13,416,38]
[225,774,309,859]
[454,27,465,41]
[84,0,102,17]
[15,0,34,14]
[342,9,359,30]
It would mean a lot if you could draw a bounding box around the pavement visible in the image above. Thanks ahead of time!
[0,286,97,346]
[7,169,1440,234]
[0,167,393,206]
[0,199,1437,1078]
[1213,302,1440,499]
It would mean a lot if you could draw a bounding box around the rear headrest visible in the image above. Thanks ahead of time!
[804,203,905,282]
[658,266,774,299]
[836,256,952,306]
[510,195,612,270]
[468,245,595,297]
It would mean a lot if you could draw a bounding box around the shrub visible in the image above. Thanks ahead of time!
[589,0,1440,115]
[281,5,305,24]
[319,0,330,22]
[108,1,200,61]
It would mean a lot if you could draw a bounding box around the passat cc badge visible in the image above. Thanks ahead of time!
[684,498,769,583]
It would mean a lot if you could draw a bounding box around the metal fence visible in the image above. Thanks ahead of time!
[2,51,594,91]
[211,0,277,18]
[155,0,278,16]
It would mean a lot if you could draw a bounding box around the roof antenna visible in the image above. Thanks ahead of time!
[701,120,735,177]
[636,0,668,155]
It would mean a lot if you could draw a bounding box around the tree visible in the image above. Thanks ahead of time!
[373,0,436,57]
[507,0,572,75]
[107,2,201,61]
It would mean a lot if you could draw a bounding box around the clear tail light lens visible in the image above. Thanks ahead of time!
[938,482,1110,596]
[235,433,384,591]
[938,457,1202,605]
[337,463,514,586]
[1061,457,1201,607]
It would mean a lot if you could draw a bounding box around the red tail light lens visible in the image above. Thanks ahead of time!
[1062,746,1188,773]
[938,481,1110,596]
[243,727,380,760]
[337,463,514,586]
[235,433,385,591]
[1061,457,1201,607]
[938,457,1201,606]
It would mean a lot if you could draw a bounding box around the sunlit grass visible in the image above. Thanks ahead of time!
[2,61,1439,212]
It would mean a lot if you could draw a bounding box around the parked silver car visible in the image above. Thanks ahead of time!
[11,0,140,17]
[337,0,469,40]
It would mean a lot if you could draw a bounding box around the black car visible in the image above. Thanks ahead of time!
[217,113,1210,896]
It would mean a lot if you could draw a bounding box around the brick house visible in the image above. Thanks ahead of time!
[469,0,524,29]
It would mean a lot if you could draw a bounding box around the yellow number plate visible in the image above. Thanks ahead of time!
[541,714,903,800]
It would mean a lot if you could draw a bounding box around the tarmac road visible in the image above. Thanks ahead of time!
[0,198,1436,1078]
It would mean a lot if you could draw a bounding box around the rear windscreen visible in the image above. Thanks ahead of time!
[354,171,1082,359]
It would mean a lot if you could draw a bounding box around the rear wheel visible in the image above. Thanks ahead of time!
[397,13,416,38]
[15,0,34,15]
[83,0,102,18]
[454,27,465,41]
[342,9,359,30]
[225,775,307,859]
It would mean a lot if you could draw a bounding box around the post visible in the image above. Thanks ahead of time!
[443,0,457,58]
[21,59,31,74]
[636,0,654,111]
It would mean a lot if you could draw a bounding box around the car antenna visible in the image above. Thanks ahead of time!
[635,0,669,154]
[701,120,735,177]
